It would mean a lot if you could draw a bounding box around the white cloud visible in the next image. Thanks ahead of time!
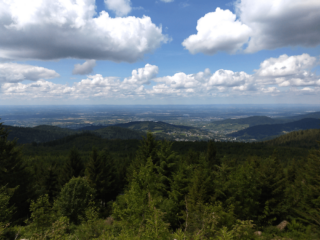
[105,0,131,17]
[184,0,320,54]
[0,63,59,83]
[237,0,320,53]
[182,8,252,54]
[123,64,159,85]
[0,0,168,62]
[72,60,96,75]
[160,0,174,2]
[255,54,319,87]
[1,55,319,101]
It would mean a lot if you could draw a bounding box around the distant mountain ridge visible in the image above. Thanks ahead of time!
[212,111,320,127]
[113,121,196,132]
[264,129,320,149]
[4,121,199,144]
[228,118,320,140]
[211,116,286,127]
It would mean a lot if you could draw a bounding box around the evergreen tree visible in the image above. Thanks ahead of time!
[86,148,116,205]
[206,140,219,167]
[54,177,95,224]
[127,132,159,181]
[60,147,84,186]
[295,144,320,227]
[156,140,177,195]
[0,121,31,223]
[44,165,59,204]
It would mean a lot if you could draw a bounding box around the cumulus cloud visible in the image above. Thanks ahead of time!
[72,60,96,75]
[105,0,131,17]
[160,0,174,2]
[0,63,59,83]
[182,8,252,54]
[238,0,320,52]
[123,64,159,85]
[1,54,319,101]
[255,54,319,87]
[184,0,320,54]
[0,0,168,62]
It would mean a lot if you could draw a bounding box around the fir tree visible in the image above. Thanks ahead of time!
[127,132,159,181]
[44,165,59,204]
[86,148,116,205]
[0,121,31,223]
[60,147,84,186]
[206,140,219,167]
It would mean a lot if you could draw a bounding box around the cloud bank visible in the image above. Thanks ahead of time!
[0,63,59,83]
[183,0,320,54]
[1,54,319,101]
[0,0,168,62]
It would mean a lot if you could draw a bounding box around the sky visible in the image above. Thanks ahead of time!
[0,0,320,105]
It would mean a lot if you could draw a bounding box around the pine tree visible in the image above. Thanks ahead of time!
[60,147,84,186]
[0,121,31,223]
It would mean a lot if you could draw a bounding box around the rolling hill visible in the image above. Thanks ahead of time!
[93,126,146,140]
[211,116,286,127]
[228,118,320,140]
[113,121,196,132]
[264,129,320,149]
[5,125,76,144]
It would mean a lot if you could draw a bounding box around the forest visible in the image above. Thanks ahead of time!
[1,121,320,240]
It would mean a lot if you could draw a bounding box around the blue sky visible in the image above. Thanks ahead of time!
[0,0,320,105]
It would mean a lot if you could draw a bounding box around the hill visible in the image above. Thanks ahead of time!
[93,126,146,140]
[113,121,196,132]
[5,125,76,144]
[75,125,109,131]
[228,118,320,141]
[264,129,320,149]
[282,111,320,121]
[211,116,286,127]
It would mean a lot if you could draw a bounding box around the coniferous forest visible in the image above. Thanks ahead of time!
[1,121,320,240]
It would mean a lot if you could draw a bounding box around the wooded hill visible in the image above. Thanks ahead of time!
[1,120,320,240]
[113,120,196,132]
[211,116,286,127]
[212,111,320,127]
[228,118,320,140]
[4,121,204,144]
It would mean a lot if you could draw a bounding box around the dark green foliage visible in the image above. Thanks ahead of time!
[5,124,75,144]
[0,122,31,223]
[86,148,117,205]
[3,129,320,239]
[54,177,95,224]
[60,147,84,186]
[265,129,320,149]
[206,140,219,167]
[126,132,159,181]
[44,165,59,203]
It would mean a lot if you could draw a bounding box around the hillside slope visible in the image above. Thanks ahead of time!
[93,126,146,140]
[113,121,196,132]
[228,118,320,140]
[264,129,320,149]
[212,116,286,127]
[5,125,76,144]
